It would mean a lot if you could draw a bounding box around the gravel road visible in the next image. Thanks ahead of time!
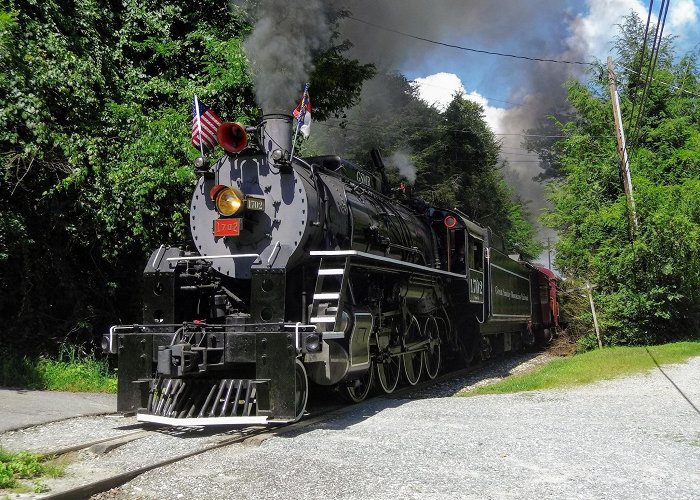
[0,389,115,433]
[97,355,700,500]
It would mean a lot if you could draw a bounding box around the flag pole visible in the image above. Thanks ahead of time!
[290,118,302,161]
[194,94,205,158]
[289,83,308,161]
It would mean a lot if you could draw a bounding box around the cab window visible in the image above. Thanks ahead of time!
[450,229,467,274]
[468,237,483,271]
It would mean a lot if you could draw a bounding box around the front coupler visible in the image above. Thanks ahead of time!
[110,321,302,424]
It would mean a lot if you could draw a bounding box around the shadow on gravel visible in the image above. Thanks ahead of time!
[272,352,553,437]
[144,423,270,439]
[277,398,408,436]
[404,351,550,400]
[645,347,700,416]
[112,352,552,440]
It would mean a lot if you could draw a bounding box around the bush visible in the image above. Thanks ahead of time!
[0,344,116,393]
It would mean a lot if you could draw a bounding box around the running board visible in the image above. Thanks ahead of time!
[310,250,465,278]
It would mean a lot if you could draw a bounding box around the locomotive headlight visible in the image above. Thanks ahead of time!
[215,186,244,216]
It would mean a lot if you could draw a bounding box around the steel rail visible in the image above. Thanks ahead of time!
[46,429,151,458]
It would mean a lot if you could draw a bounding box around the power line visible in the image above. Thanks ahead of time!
[627,0,655,132]
[616,63,700,99]
[347,16,594,66]
[629,0,666,142]
[629,0,671,147]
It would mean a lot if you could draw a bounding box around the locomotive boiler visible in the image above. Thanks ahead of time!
[105,114,559,425]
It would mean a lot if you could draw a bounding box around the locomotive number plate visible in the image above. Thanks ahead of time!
[246,197,265,211]
[213,218,241,237]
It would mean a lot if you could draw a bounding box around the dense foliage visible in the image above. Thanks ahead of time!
[543,14,700,347]
[413,93,542,258]
[0,343,116,392]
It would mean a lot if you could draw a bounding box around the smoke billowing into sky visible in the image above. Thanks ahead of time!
[335,0,698,256]
[238,0,700,258]
[238,0,334,113]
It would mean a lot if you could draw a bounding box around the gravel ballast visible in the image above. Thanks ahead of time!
[103,355,700,500]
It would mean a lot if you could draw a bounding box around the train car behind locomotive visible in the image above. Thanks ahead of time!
[105,113,559,426]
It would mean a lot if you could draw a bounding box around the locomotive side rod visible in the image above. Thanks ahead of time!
[379,339,431,357]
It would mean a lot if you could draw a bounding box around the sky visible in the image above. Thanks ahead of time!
[408,0,699,122]
[241,0,700,265]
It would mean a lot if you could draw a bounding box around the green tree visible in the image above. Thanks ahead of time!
[411,94,542,258]
[543,13,700,347]
[0,0,373,353]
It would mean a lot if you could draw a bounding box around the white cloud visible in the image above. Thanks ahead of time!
[567,0,700,60]
[567,0,648,60]
[668,0,699,29]
[463,91,508,135]
[413,72,465,110]
[413,72,507,133]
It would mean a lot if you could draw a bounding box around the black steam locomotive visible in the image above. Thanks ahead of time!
[104,114,559,425]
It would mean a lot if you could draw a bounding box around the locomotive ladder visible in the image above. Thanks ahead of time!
[309,256,351,339]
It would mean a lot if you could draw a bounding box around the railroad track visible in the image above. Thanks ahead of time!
[40,357,504,499]
[42,404,348,499]
[43,425,275,499]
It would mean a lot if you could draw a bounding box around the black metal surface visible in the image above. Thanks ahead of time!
[250,268,286,323]
[145,378,265,418]
[226,332,257,363]
[142,271,176,325]
[117,334,153,412]
[256,330,296,419]
[109,113,563,427]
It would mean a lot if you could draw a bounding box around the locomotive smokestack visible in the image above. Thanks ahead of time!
[370,149,391,195]
[260,114,293,164]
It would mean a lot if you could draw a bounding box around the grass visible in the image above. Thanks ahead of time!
[460,341,700,396]
[0,345,117,393]
[0,345,112,495]
[0,448,65,494]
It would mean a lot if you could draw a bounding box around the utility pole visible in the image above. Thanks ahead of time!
[608,56,639,232]
[547,237,552,270]
[586,282,603,349]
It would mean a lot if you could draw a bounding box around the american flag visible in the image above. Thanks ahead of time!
[191,96,222,151]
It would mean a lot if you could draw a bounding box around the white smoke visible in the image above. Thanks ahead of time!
[387,151,417,184]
